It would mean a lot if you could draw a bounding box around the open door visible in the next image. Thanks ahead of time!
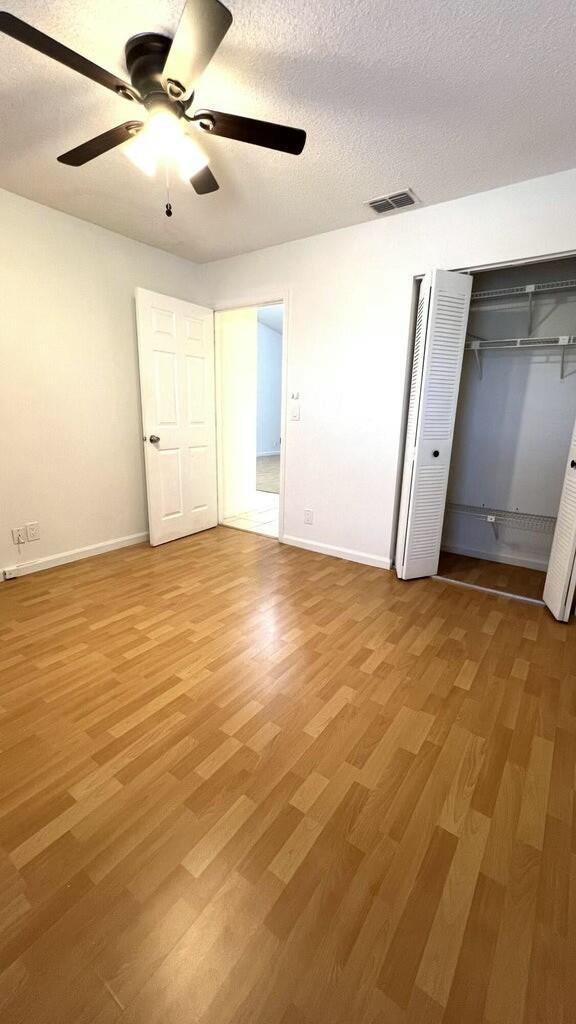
[543,417,576,621]
[395,270,473,580]
[135,288,217,546]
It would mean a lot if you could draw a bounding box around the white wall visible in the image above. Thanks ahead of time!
[256,320,283,456]
[0,187,207,575]
[203,167,576,569]
[5,165,576,578]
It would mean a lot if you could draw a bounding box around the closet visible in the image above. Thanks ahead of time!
[395,257,576,620]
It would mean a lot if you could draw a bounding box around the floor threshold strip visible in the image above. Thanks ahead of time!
[432,574,545,606]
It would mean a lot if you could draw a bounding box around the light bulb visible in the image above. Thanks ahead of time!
[175,134,209,182]
[124,130,157,176]
[146,110,183,150]
[124,109,208,182]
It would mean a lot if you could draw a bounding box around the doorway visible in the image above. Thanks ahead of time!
[215,302,284,539]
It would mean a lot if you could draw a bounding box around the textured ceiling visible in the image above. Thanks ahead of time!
[1,0,576,262]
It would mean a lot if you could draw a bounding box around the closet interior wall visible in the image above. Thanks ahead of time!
[442,256,576,571]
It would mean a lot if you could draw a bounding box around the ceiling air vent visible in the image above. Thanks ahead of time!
[366,189,419,215]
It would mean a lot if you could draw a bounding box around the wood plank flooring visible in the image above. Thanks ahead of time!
[1,526,576,1023]
[437,551,547,602]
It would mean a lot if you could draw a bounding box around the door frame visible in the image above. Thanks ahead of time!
[213,286,291,542]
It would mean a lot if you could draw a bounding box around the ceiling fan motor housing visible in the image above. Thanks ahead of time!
[125,33,176,106]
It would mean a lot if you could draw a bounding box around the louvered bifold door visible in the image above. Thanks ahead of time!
[395,269,472,580]
[395,275,432,577]
[543,417,576,621]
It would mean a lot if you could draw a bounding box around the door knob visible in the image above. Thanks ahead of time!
[571,459,576,469]
[149,435,160,444]
[432,450,440,458]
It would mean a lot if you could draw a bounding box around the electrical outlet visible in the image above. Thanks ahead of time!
[26,522,40,542]
[304,509,314,525]
[11,527,25,545]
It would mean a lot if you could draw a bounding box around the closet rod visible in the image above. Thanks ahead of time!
[471,278,576,302]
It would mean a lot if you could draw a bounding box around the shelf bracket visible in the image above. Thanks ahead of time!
[526,284,535,337]
[471,339,483,379]
[486,514,499,540]
[559,336,569,381]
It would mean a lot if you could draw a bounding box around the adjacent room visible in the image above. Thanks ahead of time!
[2,2,576,1023]
[217,303,283,538]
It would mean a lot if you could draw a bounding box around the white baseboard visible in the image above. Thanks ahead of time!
[282,534,391,570]
[2,532,148,581]
[2,529,388,581]
[441,543,548,572]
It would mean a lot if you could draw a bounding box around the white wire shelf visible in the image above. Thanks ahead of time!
[471,279,576,303]
[447,502,557,535]
[466,335,576,352]
[465,335,576,379]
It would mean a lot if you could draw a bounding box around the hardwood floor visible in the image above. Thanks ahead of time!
[437,551,547,602]
[1,526,575,1023]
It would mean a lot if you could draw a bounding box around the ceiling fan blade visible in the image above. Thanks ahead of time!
[0,13,140,101]
[191,165,219,194]
[57,122,143,166]
[194,110,306,155]
[161,0,232,99]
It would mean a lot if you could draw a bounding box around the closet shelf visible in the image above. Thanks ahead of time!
[465,335,576,379]
[466,335,576,352]
[446,503,557,535]
[471,279,576,303]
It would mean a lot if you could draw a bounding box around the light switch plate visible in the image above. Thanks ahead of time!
[290,402,300,421]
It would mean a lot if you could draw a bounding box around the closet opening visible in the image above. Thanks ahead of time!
[396,255,576,618]
[437,255,576,603]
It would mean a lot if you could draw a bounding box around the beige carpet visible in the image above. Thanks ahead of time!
[256,454,280,494]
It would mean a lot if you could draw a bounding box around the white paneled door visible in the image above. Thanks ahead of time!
[395,270,473,580]
[543,417,576,621]
[135,288,218,546]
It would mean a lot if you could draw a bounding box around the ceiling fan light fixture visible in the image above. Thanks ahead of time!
[0,1,306,198]
[124,108,208,180]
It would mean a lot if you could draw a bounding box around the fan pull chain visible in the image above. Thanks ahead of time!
[164,164,173,218]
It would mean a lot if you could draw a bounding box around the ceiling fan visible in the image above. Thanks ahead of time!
[0,1,306,201]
